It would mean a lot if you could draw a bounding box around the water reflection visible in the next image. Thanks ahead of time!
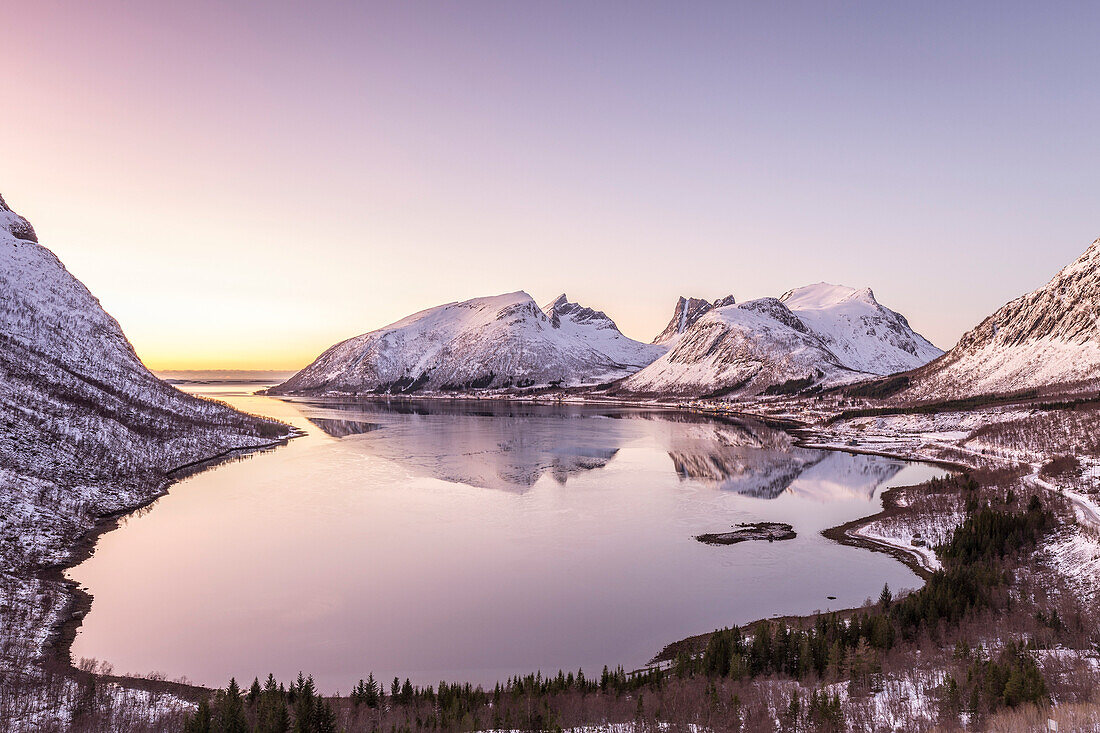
[302,399,627,491]
[69,390,945,692]
[790,453,904,502]
[308,418,382,437]
[653,414,825,498]
[299,399,900,500]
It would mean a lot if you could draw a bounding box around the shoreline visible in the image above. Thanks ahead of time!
[41,391,966,699]
[819,483,936,580]
[635,420,974,668]
[40,434,299,701]
[647,477,951,669]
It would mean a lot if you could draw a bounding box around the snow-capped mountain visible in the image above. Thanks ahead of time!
[541,293,666,366]
[778,284,943,376]
[904,237,1100,399]
[653,295,736,344]
[0,194,286,677]
[621,283,942,398]
[271,291,665,394]
[0,194,286,569]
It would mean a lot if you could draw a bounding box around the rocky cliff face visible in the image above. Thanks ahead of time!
[0,194,37,242]
[904,238,1100,399]
[652,295,736,344]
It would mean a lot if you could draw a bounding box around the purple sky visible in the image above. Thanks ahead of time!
[2,1,1098,368]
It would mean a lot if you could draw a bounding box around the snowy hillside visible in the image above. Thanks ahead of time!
[779,284,943,376]
[271,292,665,394]
[904,238,1100,399]
[621,283,942,398]
[0,194,287,677]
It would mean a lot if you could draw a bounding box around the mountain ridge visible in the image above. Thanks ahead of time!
[652,295,736,345]
[621,283,943,397]
[901,237,1100,399]
[271,291,665,394]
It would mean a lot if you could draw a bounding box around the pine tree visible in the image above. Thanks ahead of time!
[184,699,212,733]
[785,690,801,731]
[941,674,961,718]
[293,674,318,733]
[314,697,338,733]
[256,678,289,733]
[366,671,380,707]
[879,583,892,609]
[213,678,249,733]
[827,640,845,681]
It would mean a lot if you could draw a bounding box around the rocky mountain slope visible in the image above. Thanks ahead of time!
[652,295,736,344]
[901,238,1100,400]
[270,292,665,394]
[0,194,288,683]
[620,283,942,398]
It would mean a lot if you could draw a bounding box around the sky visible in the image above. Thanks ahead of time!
[2,1,1098,370]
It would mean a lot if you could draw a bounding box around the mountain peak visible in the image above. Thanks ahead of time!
[779,283,876,310]
[541,293,571,321]
[627,284,941,398]
[542,293,622,331]
[547,293,569,309]
[274,290,663,394]
[0,194,38,243]
[653,296,720,344]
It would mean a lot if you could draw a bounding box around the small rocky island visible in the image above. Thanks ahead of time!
[695,522,796,545]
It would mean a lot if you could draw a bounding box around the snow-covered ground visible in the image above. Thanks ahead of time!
[853,514,959,573]
[1042,529,1100,604]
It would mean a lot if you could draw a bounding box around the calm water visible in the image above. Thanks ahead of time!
[68,384,944,692]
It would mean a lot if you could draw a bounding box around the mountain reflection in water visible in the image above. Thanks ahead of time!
[69,389,944,692]
[304,400,624,491]
[301,399,901,498]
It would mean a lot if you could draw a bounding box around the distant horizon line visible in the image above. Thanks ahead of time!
[153,368,301,374]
